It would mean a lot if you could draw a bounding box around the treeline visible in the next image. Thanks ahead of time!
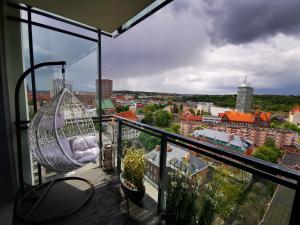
[183,95,300,113]
[113,90,179,96]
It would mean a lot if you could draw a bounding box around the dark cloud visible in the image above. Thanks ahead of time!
[22,0,300,95]
[102,0,208,79]
[204,0,300,44]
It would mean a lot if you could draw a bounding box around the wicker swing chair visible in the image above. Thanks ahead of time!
[28,86,99,174]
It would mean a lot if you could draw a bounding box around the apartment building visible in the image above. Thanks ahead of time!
[192,129,254,155]
[108,111,141,142]
[204,124,298,149]
[180,114,202,136]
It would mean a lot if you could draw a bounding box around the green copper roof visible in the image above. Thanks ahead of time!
[101,99,115,109]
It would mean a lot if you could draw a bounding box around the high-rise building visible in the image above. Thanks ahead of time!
[74,91,96,108]
[50,78,73,97]
[236,76,253,113]
[96,79,113,100]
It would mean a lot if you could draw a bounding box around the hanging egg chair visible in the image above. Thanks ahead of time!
[28,83,99,174]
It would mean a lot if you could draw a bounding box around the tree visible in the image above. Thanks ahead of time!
[189,108,195,115]
[253,138,282,163]
[264,137,276,148]
[174,104,179,113]
[143,112,154,125]
[171,123,180,134]
[153,109,172,127]
[180,103,183,112]
[138,132,160,152]
[143,103,159,113]
[116,105,129,113]
[271,120,300,133]
[164,123,180,134]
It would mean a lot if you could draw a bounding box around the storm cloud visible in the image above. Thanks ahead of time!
[203,0,300,44]
[24,0,300,95]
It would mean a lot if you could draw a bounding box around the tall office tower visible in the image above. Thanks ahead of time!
[50,78,73,97]
[96,79,113,100]
[236,76,254,113]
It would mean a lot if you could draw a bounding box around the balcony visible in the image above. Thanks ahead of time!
[11,115,300,225]
[1,1,300,225]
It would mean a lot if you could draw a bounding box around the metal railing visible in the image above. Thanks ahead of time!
[96,115,300,225]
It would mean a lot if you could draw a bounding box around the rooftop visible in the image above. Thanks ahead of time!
[192,128,252,152]
[101,99,115,110]
[290,105,300,114]
[220,111,271,123]
[145,144,208,176]
[181,115,202,122]
[117,110,138,121]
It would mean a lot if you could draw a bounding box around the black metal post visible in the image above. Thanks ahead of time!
[158,134,168,212]
[97,29,103,168]
[117,119,122,175]
[289,183,300,225]
[15,61,66,190]
[27,6,43,185]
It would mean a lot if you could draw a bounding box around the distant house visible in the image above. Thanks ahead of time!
[219,111,271,127]
[289,106,300,126]
[117,110,138,121]
[129,102,144,112]
[203,123,299,150]
[164,105,174,113]
[27,90,50,107]
[74,91,96,108]
[108,111,140,141]
[192,128,254,155]
[197,102,214,114]
[101,99,116,115]
[210,106,232,116]
[144,144,208,185]
[180,115,202,136]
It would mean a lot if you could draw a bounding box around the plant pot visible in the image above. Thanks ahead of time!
[120,173,145,203]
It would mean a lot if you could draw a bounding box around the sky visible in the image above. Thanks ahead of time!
[24,0,300,95]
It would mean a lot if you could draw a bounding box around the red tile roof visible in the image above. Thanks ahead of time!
[290,106,300,114]
[117,110,138,121]
[116,95,125,100]
[258,111,271,122]
[181,115,202,122]
[136,103,144,108]
[220,111,271,123]
[221,111,254,123]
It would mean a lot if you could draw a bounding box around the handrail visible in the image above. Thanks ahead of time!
[22,114,300,186]
[18,113,300,223]
[112,114,300,224]
[113,115,300,185]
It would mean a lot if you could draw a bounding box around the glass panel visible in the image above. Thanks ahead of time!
[116,0,171,36]
[163,141,296,225]
[119,125,159,205]
[21,23,99,184]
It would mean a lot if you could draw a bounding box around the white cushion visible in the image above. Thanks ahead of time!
[76,147,100,155]
[69,137,89,152]
[75,147,99,163]
[84,135,98,148]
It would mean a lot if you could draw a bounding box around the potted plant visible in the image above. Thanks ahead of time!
[120,147,145,203]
